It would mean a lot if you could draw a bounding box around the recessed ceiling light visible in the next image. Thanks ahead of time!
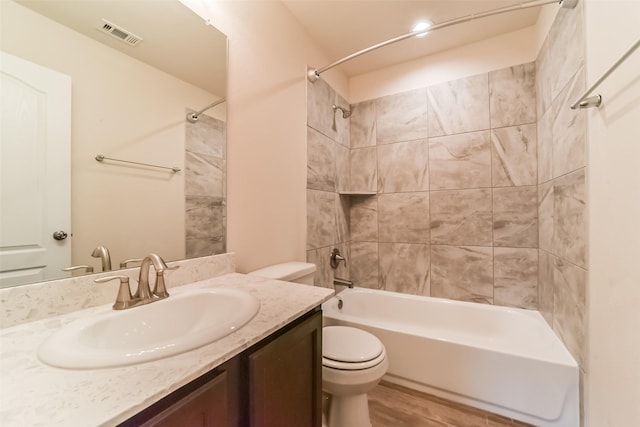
[411,21,431,37]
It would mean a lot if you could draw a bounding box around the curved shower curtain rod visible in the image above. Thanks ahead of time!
[307,0,578,83]
[187,97,226,123]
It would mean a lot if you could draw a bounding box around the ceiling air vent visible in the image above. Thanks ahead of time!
[96,19,143,47]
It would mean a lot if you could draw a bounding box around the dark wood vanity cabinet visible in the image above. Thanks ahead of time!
[245,309,322,427]
[120,308,322,427]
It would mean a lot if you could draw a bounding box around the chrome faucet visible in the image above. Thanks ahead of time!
[91,245,112,272]
[94,253,178,310]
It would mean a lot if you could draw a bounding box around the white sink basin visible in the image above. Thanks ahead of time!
[37,288,260,369]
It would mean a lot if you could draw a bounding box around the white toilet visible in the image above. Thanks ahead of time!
[249,262,388,427]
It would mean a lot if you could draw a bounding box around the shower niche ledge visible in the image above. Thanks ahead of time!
[338,191,376,196]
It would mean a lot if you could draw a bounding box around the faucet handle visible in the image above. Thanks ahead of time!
[95,275,133,310]
[147,254,178,298]
[62,265,94,273]
[119,258,143,269]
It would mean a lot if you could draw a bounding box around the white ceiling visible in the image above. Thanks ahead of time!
[281,0,545,77]
[15,0,227,97]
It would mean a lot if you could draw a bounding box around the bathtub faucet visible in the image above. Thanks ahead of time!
[333,277,353,288]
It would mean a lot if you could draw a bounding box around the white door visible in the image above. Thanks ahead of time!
[0,52,71,288]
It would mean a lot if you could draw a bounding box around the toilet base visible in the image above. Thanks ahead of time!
[327,393,372,427]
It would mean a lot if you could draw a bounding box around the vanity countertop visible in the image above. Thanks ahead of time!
[0,273,334,426]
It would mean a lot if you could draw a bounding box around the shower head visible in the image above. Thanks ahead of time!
[333,104,351,119]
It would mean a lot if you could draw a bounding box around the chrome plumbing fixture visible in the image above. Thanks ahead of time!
[187,97,226,123]
[94,253,178,310]
[330,248,346,269]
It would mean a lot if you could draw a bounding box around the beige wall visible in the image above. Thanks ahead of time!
[585,1,640,425]
[180,0,349,273]
[349,4,558,104]
[1,1,219,272]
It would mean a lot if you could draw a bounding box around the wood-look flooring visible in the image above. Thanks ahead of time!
[368,381,534,427]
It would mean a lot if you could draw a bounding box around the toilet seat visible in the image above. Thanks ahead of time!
[322,326,385,370]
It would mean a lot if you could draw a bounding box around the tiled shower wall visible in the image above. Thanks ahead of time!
[185,111,227,258]
[306,80,350,287]
[536,2,588,373]
[347,64,539,309]
[307,62,540,310]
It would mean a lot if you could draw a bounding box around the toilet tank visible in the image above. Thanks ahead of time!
[248,262,316,285]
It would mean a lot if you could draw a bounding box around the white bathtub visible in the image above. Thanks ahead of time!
[322,288,579,427]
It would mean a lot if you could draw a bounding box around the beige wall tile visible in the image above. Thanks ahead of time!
[430,189,492,246]
[537,107,553,184]
[307,243,349,289]
[376,89,428,144]
[431,245,493,304]
[494,247,538,309]
[378,192,430,243]
[350,100,376,148]
[551,69,587,178]
[306,189,337,250]
[306,126,336,191]
[307,78,349,146]
[538,180,554,252]
[552,256,588,368]
[493,186,538,248]
[378,140,429,193]
[492,124,537,187]
[553,168,587,268]
[350,146,377,192]
[350,242,380,289]
[428,73,490,137]
[335,142,350,193]
[379,243,430,296]
[489,62,536,128]
[350,195,378,242]
[538,250,554,326]
[429,131,491,190]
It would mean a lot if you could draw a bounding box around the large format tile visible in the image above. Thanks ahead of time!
[306,126,335,191]
[350,100,376,148]
[537,106,553,184]
[551,69,587,178]
[552,256,588,369]
[489,62,536,128]
[428,73,490,137]
[307,78,349,146]
[378,193,430,244]
[185,196,224,239]
[430,189,492,246]
[306,189,337,250]
[349,242,379,289]
[491,124,537,187]
[185,112,226,159]
[378,140,429,193]
[538,250,555,326]
[553,168,587,268]
[493,186,538,248]
[536,0,585,115]
[538,180,554,252]
[350,195,378,242]
[494,247,538,309]
[429,131,491,190]
[307,243,349,289]
[376,89,428,144]
[185,151,225,197]
[335,142,350,193]
[430,245,493,304]
[350,146,377,192]
[379,243,430,296]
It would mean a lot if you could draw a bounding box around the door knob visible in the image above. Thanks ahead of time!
[52,230,68,241]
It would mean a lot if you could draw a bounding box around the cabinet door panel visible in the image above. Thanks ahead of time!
[248,311,322,427]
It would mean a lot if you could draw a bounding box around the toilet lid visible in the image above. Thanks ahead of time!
[322,326,384,365]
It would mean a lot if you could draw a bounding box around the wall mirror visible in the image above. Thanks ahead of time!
[0,0,228,288]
